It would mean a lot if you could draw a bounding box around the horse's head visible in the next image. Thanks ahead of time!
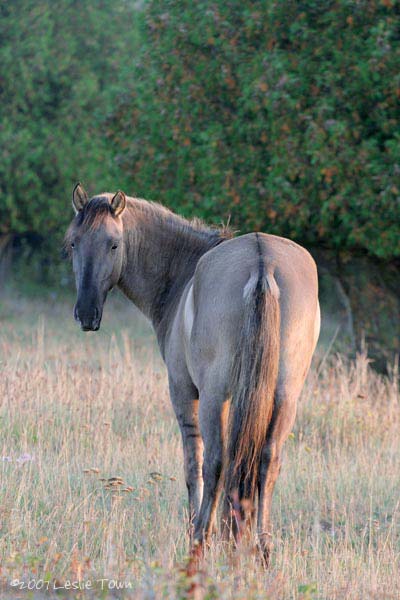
[66,183,126,331]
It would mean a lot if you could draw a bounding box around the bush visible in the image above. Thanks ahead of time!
[0,0,141,262]
[110,0,400,260]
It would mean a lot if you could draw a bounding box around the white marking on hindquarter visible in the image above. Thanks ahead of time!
[243,273,258,302]
[184,284,195,338]
[266,270,280,299]
[243,268,280,301]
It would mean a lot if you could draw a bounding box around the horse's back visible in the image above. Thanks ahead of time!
[186,233,319,394]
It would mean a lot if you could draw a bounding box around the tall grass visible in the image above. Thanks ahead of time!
[0,291,399,598]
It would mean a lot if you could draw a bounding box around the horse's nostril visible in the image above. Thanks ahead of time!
[93,307,99,320]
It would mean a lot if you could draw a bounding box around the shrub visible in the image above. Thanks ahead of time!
[110,0,400,260]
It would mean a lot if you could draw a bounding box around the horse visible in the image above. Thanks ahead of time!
[66,183,320,564]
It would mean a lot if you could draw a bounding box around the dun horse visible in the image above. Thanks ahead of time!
[66,184,320,563]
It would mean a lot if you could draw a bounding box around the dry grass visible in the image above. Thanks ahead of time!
[0,290,399,599]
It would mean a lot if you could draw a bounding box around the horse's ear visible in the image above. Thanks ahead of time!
[72,183,89,214]
[110,190,126,217]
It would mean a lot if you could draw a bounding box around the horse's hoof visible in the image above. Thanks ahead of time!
[188,540,203,567]
[257,534,273,569]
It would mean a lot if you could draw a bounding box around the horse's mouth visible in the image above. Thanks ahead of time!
[74,305,102,331]
[81,323,100,332]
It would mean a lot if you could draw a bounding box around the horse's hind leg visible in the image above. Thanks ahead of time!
[193,388,228,546]
[257,388,298,565]
[169,379,204,534]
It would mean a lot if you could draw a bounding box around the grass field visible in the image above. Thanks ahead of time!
[0,288,399,599]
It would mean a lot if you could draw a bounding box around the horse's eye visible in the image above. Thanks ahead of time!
[111,244,118,250]
[71,242,75,249]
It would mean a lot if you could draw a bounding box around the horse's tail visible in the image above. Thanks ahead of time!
[225,246,280,516]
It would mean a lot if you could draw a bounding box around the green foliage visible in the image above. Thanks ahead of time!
[110,0,400,260]
[0,0,141,249]
[1,0,399,266]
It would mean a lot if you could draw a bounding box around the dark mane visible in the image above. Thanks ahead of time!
[76,196,114,228]
[130,198,233,249]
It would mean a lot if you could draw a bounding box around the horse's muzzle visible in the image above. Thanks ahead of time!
[74,305,102,332]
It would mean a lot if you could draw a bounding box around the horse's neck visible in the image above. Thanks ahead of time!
[118,200,215,333]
